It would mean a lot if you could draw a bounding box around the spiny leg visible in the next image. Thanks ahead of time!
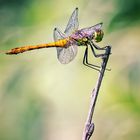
[85,46,102,68]
[88,41,107,58]
[86,43,111,71]
[83,46,101,71]
[89,40,107,50]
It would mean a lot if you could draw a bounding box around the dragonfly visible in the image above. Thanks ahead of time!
[5,8,108,71]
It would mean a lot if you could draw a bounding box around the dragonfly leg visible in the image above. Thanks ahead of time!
[83,46,101,72]
[84,44,111,71]
[89,40,107,50]
[88,41,107,58]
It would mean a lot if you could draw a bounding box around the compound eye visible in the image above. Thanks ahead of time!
[94,30,104,42]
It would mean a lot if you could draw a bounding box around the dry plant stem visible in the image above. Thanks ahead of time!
[82,46,111,140]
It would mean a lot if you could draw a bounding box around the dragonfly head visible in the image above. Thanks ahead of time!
[94,29,104,43]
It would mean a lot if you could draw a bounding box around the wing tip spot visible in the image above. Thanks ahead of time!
[100,22,103,25]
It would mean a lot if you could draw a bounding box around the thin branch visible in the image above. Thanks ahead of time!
[82,46,111,140]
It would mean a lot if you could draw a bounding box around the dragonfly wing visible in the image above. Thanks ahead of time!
[64,7,79,36]
[53,28,78,64]
[53,27,66,41]
[54,28,66,60]
[81,23,103,35]
[53,27,66,60]
[56,45,78,64]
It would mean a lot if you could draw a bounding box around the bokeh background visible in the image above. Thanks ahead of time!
[0,0,140,140]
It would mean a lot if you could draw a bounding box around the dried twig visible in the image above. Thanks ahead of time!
[82,46,111,140]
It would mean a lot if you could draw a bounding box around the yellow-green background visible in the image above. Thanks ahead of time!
[0,0,140,140]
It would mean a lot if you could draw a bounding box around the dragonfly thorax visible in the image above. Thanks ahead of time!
[76,38,88,46]
[70,31,89,46]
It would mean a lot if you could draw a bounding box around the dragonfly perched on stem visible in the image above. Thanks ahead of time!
[4,8,109,71]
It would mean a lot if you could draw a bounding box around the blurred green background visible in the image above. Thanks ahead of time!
[0,0,140,140]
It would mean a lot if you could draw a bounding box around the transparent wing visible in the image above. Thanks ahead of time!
[53,27,66,63]
[53,28,78,64]
[81,23,103,35]
[55,45,78,64]
[64,7,79,36]
[53,27,66,41]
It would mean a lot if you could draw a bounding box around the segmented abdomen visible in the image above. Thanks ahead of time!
[6,38,69,55]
